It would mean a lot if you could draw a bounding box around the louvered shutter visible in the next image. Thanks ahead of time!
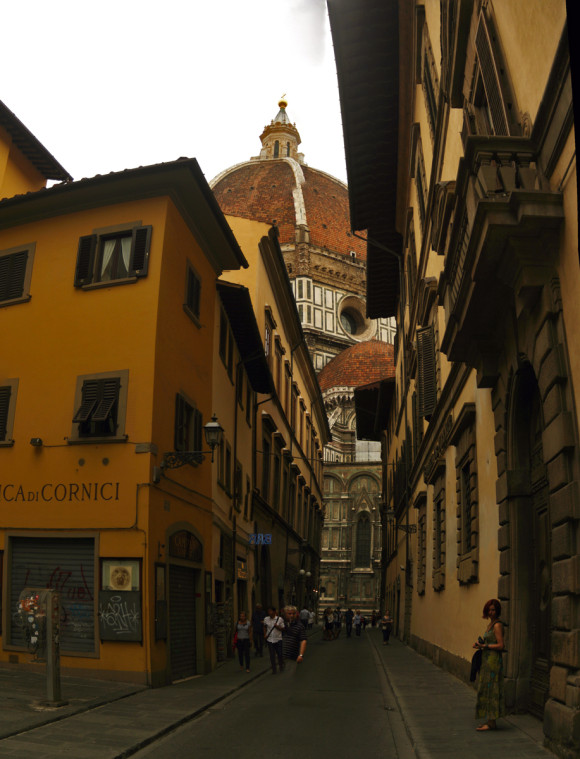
[73,380,99,422]
[74,235,97,287]
[417,325,437,418]
[129,226,152,278]
[91,378,120,422]
[475,12,509,135]
[0,251,28,301]
[175,394,188,451]
[193,407,203,453]
[0,386,11,440]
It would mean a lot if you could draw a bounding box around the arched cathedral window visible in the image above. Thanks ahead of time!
[274,140,280,158]
[355,512,371,566]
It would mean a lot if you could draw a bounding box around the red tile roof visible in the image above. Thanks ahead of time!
[317,339,394,392]
[212,160,366,260]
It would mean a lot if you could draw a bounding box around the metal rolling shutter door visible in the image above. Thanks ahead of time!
[169,565,197,680]
[10,537,95,654]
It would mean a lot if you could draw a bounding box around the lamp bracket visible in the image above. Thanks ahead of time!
[162,451,206,469]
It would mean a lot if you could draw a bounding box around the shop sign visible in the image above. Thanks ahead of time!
[0,482,120,503]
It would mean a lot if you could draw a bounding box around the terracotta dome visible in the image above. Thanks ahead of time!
[210,101,366,261]
[317,339,394,393]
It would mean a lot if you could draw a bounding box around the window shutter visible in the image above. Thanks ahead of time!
[417,324,437,418]
[0,251,27,301]
[174,394,186,451]
[193,408,202,454]
[91,378,120,422]
[130,226,152,278]
[73,380,99,422]
[475,12,509,135]
[74,236,97,287]
[0,385,11,440]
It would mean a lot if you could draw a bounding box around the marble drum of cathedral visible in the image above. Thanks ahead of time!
[212,101,396,615]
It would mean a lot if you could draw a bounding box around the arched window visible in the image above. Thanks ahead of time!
[286,142,290,156]
[274,140,280,158]
[355,513,371,566]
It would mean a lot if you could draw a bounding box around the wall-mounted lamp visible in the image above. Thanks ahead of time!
[385,507,417,534]
[161,415,224,470]
[30,438,43,447]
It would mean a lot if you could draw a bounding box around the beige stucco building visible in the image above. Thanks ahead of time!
[329,1,578,756]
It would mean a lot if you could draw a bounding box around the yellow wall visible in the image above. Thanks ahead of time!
[0,126,47,201]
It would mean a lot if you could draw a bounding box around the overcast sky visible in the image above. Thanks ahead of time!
[2,0,348,187]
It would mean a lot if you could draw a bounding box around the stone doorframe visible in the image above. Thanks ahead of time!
[491,276,580,750]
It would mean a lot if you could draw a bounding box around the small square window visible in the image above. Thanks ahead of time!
[74,226,151,288]
[70,370,129,443]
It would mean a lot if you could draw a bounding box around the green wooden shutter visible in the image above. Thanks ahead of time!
[0,251,28,301]
[0,386,11,440]
[74,235,97,287]
[73,380,99,422]
[174,394,187,451]
[417,324,437,418]
[91,378,120,422]
[130,226,152,277]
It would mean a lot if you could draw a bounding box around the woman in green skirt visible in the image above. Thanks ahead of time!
[473,599,505,731]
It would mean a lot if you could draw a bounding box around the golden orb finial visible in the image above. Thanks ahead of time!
[279,94,288,108]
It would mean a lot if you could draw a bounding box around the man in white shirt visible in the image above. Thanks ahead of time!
[263,606,285,674]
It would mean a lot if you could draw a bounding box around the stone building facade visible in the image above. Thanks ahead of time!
[330,1,578,755]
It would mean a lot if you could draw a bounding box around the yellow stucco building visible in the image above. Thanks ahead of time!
[1,100,328,686]
[330,1,578,755]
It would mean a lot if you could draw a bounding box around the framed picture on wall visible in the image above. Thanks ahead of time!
[101,559,140,591]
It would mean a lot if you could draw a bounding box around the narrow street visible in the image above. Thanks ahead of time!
[132,628,413,759]
[0,627,552,759]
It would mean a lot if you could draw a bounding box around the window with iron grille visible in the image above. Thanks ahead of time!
[74,225,151,287]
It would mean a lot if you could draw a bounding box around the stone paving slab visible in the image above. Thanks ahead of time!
[368,632,553,759]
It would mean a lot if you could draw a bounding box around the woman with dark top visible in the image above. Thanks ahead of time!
[473,598,505,731]
[236,610,252,672]
[381,609,393,645]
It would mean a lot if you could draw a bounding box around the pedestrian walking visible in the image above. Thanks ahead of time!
[473,599,505,731]
[299,605,310,630]
[251,603,266,657]
[381,609,393,645]
[235,610,252,672]
[263,606,285,674]
[308,609,314,629]
[333,606,342,639]
[353,609,362,636]
[345,607,354,637]
[282,605,307,676]
[323,607,334,640]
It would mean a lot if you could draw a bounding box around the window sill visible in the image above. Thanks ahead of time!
[0,439,15,447]
[0,295,31,309]
[67,435,128,445]
[81,277,138,291]
[183,304,201,327]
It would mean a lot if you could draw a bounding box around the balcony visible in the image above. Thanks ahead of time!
[439,136,564,386]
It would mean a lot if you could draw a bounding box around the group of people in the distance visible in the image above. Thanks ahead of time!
[234,604,308,675]
[322,607,394,642]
